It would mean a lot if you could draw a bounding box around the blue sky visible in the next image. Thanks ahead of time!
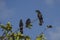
[0,0,60,40]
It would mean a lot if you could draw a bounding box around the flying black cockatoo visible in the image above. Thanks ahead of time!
[47,25,53,28]
[19,19,23,34]
[36,10,43,26]
[26,18,32,29]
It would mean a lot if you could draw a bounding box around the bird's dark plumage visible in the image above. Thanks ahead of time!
[47,25,53,28]
[19,19,23,27]
[19,19,23,34]
[36,10,43,26]
[26,18,32,29]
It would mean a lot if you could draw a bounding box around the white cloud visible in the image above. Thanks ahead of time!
[45,0,54,6]
[0,0,15,21]
[48,27,60,40]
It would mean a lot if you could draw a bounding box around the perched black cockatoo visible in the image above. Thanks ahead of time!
[36,10,43,26]
[19,19,23,34]
[26,18,32,29]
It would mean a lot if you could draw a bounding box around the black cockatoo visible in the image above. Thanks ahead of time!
[19,19,23,34]
[26,18,32,29]
[47,25,53,28]
[36,10,43,26]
